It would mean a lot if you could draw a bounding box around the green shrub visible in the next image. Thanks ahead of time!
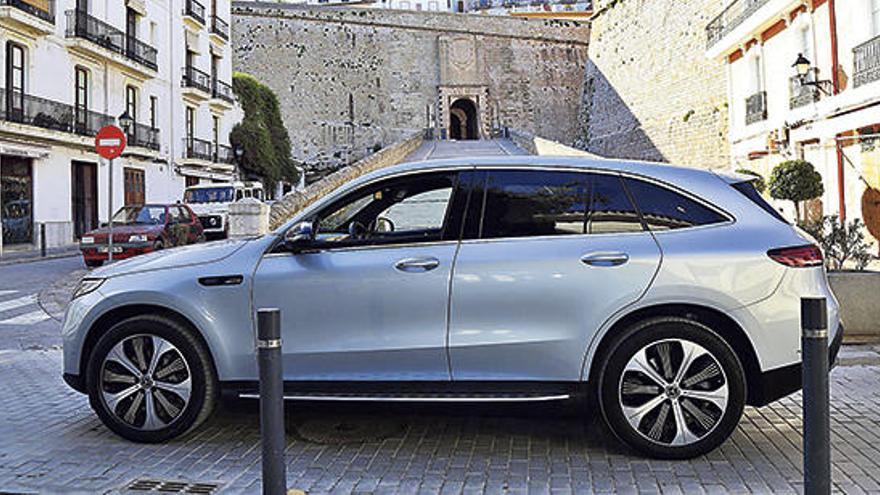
[768,160,823,222]
[230,72,299,187]
[800,215,871,271]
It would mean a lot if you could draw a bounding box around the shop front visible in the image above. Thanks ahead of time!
[0,155,33,246]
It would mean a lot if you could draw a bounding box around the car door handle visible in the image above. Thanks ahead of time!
[580,252,629,267]
[395,257,440,272]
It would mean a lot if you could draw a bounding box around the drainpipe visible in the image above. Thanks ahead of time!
[828,0,846,220]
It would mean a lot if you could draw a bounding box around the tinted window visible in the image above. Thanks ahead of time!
[732,181,788,224]
[176,207,192,224]
[587,174,643,234]
[624,178,727,230]
[480,170,587,239]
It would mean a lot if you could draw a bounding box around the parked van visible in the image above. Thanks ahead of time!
[183,181,264,238]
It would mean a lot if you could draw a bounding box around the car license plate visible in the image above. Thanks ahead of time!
[98,246,123,253]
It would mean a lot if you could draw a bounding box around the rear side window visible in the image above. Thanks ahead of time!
[732,181,789,224]
[623,177,727,230]
[470,170,643,239]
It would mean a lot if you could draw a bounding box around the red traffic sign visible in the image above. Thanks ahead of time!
[95,125,126,159]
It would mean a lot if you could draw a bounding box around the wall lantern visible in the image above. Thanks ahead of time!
[792,53,833,95]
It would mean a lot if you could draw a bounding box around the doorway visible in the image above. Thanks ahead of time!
[71,161,98,239]
[449,98,478,140]
[1,156,33,245]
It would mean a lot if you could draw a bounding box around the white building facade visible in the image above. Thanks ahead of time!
[707,0,880,243]
[0,0,240,250]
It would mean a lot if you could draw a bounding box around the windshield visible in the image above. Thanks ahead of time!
[112,206,166,225]
[184,187,234,203]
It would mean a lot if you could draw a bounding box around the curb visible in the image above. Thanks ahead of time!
[0,251,80,267]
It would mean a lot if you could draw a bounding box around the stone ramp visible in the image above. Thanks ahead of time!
[404,139,528,162]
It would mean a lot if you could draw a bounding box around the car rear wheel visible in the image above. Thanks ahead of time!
[84,259,103,268]
[597,317,745,459]
[85,315,217,442]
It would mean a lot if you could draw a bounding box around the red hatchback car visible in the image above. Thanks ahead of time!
[80,204,205,267]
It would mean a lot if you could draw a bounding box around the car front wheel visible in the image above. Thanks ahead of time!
[597,317,746,459]
[85,315,217,442]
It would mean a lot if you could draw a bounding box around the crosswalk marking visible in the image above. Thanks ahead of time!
[0,310,50,325]
[0,292,50,327]
[0,294,37,313]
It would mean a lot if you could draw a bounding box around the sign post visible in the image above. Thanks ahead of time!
[95,126,126,263]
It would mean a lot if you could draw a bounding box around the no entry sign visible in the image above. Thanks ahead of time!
[95,125,126,159]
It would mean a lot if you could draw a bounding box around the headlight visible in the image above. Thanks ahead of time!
[129,234,148,243]
[72,278,105,300]
[81,236,94,245]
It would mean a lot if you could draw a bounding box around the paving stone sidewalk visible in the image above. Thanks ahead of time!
[1,350,880,494]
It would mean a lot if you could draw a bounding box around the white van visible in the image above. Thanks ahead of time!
[183,181,264,237]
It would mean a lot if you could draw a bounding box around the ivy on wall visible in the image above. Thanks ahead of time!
[229,72,299,187]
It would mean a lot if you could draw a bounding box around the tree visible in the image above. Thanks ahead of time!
[768,160,824,223]
[801,215,872,271]
[735,168,766,193]
[229,72,299,187]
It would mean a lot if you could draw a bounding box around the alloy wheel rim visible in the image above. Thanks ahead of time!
[618,338,728,446]
[100,334,192,431]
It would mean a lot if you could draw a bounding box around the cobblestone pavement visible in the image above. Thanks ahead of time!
[1,350,880,494]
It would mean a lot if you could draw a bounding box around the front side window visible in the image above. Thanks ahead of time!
[623,177,728,230]
[313,172,456,247]
[184,187,233,203]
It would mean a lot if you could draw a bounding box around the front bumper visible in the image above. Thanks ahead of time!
[81,242,153,261]
[750,322,844,407]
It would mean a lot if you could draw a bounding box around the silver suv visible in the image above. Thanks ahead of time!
[62,157,842,459]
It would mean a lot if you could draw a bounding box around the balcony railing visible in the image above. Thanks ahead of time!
[212,79,234,103]
[211,15,229,40]
[0,0,54,23]
[65,10,157,71]
[182,65,212,94]
[127,122,160,150]
[183,0,205,24]
[854,34,880,88]
[215,144,235,164]
[706,0,771,48]
[789,69,821,109]
[0,88,113,137]
[745,91,767,125]
[183,137,213,162]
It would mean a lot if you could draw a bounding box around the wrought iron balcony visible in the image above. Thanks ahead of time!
[212,79,234,103]
[65,10,157,71]
[215,144,235,164]
[706,0,771,48]
[126,122,160,151]
[854,34,880,88]
[789,69,822,109]
[745,91,767,125]
[211,15,229,41]
[182,65,212,94]
[0,0,54,23]
[184,0,205,25]
[183,137,213,162]
[0,88,113,137]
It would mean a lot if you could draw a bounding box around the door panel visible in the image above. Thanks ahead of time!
[449,234,660,381]
[71,161,97,239]
[448,169,662,381]
[254,243,456,380]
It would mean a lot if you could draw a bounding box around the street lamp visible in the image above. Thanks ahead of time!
[117,110,133,135]
[232,143,244,180]
[792,53,833,95]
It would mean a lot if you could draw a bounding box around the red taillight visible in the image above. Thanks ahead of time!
[767,244,823,267]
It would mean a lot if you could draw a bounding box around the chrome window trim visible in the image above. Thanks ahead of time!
[263,239,461,257]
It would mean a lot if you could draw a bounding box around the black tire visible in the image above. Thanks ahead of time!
[597,316,746,459]
[153,240,164,251]
[85,259,103,268]
[85,315,217,443]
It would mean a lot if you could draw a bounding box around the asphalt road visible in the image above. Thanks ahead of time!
[0,255,84,351]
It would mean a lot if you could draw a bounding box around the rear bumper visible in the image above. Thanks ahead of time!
[749,322,843,407]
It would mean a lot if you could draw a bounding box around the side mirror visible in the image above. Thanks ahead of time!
[284,221,314,250]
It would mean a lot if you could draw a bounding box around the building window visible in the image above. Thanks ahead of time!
[74,67,89,131]
[5,42,25,110]
[873,0,880,35]
[185,106,195,152]
[186,176,200,188]
[212,115,220,160]
[149,96,157,129]
[126,85,138,123]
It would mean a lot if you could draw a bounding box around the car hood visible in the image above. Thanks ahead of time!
[92,238,250,278]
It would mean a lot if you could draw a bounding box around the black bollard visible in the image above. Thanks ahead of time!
[40,223,46,257]
[801,297,830,495]
[256,308,286,495]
